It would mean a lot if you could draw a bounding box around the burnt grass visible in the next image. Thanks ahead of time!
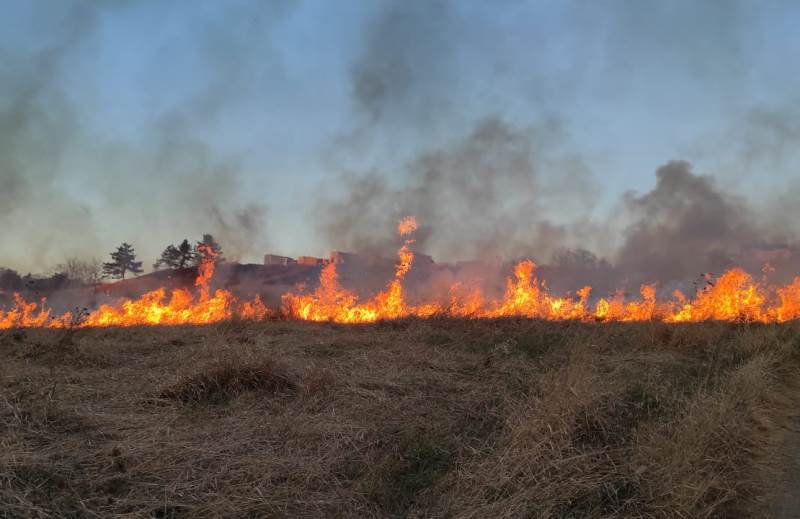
[1,319,799,518]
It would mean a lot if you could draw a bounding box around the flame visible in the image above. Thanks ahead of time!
[774,277,800,322]
[667,269,766,322]
[282,216,420,322]
[280,218,800,324]
[5,216,800,328]
[0,294,72,329]
[397,216,418,236]
[0,244,269,329]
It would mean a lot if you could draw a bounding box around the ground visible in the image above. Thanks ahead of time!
[1,319,799,518]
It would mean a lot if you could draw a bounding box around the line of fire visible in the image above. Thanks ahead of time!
[2,216,799,329]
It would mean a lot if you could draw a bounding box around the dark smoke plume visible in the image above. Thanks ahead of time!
[615,161,759,287]
[317,116,597,263]
[320,144,799,294]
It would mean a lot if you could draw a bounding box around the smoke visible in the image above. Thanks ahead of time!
[613,161,760,287]
[587,0,748,84]
[317,116,597,262]
[0,1,284,272]
[320,0,605,263]
[350,1,454,126]
[320,143,799,294]
[2,0,798,295]
[0,1,107,271]
[209,205,270,263]
[715,106,800,189]
[88,118,270,264]
[312,0,800,294]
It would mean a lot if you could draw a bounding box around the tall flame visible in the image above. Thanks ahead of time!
[282,216,419,321]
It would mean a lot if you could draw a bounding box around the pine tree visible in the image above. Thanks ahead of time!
[102,243,143,280]
[154,239,197,270]
[176,239,195,267]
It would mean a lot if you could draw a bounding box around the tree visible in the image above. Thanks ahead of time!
[45,272,70,290]
[154,239,197,270]
[195,234,223,262]
[0,268,22,291]
[555,248,605,269]
[54,257,102,285]
[102,243,143,280]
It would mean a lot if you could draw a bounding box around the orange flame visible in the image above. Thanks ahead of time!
[397,216,418,236]
[282,216,420,322]
[4,217,800,328]
[280,218,800,324]
[0,244,269,329]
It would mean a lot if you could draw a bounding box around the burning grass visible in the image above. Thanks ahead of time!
[1,319,799,517]
[5,217,800,329]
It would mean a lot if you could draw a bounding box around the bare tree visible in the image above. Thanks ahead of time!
[54,257,103,285]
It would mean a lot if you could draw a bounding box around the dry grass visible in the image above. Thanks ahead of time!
[159,361,297,405]
[1,319,799,518]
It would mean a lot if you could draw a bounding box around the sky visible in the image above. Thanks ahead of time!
[1,0,799,274]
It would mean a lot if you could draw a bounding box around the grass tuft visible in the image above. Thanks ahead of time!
[160,360,297,404]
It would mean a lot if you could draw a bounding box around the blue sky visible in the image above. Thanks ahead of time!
[1,0,799,271]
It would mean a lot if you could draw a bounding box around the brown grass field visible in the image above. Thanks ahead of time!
[2,319,800,518]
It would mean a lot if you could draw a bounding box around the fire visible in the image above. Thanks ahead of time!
[0,245,269,329]
[282,215,420,322]
[487,260,590,319]
[397,215,418,236]
[0,294,72,329]
[774,277,800,322]
[4,216,800,328]
[280,219,800,324]
[667,269,766,323]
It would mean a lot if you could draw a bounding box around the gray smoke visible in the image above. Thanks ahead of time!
[320,142,799,293]
[0,2,287,272]
[614,161,759,287]
[3,0,798,296]
[313,0,800,294]
[351,1,454,126]
[0,1,106,271]
[317,116,597,262]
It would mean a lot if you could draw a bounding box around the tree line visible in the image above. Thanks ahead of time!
[152,234,222,271]
[0,234,224,290]
[103,234,223,280]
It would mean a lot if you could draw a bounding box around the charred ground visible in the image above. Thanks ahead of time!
[1,319,799,518]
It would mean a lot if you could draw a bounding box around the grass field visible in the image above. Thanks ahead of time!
[2,319,799,518]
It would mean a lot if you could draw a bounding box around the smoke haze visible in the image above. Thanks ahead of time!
[1,0,798,290]
[0,1,281,272]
